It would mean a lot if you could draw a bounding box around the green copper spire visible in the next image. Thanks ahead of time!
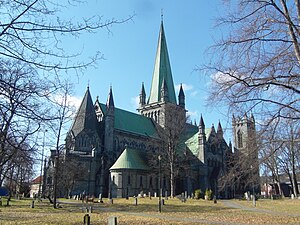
[148,21,177,104]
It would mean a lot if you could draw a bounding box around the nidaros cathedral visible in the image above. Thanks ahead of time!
[46,19,258,198]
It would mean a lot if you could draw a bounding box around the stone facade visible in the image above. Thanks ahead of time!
[45,20,257,199]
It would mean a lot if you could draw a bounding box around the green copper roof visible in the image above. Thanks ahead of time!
[179,124,213,157]
[148,21,177,104]
[110,147,150,170]
[99,103,158,138]
[70,87,98,136]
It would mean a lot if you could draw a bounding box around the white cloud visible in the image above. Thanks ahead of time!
[190,90,199,97]
[175,83,193,92]
[131,95,139,110]
[53,94,82,110]
[187,110,199,121]
[67,95,82,110]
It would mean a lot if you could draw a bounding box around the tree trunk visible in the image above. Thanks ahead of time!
[170,163,174,198]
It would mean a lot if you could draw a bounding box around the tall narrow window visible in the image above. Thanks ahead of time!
[128,175,131,185]
[237,130,243,148]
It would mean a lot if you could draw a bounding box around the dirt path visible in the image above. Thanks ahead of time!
[221,200,300,217]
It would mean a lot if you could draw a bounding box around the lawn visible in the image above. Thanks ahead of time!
[0,197,299,224]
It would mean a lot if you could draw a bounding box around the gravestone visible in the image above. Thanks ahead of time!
[83,214,90,225]
[134,197,138,206]
[154,192,157,198]
[109,198,113,204]
[213,196,217,204]
[165,191,168,200]
[108,216,117,225]
[99,193,103,203]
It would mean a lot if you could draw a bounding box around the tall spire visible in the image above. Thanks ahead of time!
[148,20,176,104]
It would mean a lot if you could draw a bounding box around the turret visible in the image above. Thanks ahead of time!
[217,121,223,138]
[198,114,206,163]
[139,82,146,107]
[104,86,115,160]
[160,79,169,102]
[178,83,185,108]
[106,86,115,113]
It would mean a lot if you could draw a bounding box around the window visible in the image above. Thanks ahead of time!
[112,176,115,184]
[140,176,143,187]
[237,130,243,148]
[128,175,131,185]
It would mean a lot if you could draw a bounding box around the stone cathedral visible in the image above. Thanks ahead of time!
[50,20,257,198]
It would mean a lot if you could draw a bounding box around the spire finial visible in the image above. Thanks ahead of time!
[87,80,90,89]
[161,9,163,22]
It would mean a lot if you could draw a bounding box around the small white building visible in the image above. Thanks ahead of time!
[30,175,42,198]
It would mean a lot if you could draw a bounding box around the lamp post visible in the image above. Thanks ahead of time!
[38,129,47,200]
[233,174,235,199]
[158,155,161,213]
[251,165,256,207]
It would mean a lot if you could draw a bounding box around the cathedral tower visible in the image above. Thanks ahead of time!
[232,113,256,155]
[138,20,186,129]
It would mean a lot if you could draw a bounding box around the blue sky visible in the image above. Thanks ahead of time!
[62,0,231,140]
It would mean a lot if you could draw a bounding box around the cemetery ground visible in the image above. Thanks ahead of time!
[0,197,299,224]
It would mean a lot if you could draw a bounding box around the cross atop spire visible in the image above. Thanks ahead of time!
[161,9,163,22]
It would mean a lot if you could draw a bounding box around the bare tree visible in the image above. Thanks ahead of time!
[0,60,51,186]
[260,118,300,197]
[46,80,76,208]
[158,104,187,198]
[204,0,300,130]
[0,0,131,73]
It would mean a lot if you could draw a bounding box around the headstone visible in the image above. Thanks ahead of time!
[134,197,138,206]
[108,216,117,225]
[291,194,295,199]
[184,191,187,199]
[109,199,113,204]
[191,193,194,199]
[83,214,90,225]
[99,193,103,203]
[165,191,168,200]
[154,192,157,198]
[213,196,217,204]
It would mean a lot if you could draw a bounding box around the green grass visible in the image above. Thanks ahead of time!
[0,197,299,224]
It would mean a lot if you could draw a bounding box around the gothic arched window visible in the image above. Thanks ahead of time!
[237,130,243,148]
